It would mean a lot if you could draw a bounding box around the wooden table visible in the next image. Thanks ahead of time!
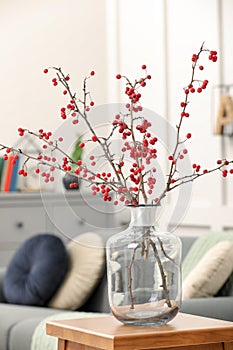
[46,313,233,350]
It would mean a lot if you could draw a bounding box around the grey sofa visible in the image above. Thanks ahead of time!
[0,235,233,350]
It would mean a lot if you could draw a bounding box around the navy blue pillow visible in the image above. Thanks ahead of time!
[3,234,69,306]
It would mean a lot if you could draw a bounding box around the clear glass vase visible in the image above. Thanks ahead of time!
[106,205,182,326]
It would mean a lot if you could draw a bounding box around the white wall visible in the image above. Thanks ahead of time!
[111,0,233,233]
[0,0,108,145]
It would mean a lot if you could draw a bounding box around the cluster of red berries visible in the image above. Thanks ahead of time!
[116,65,151,105]
[184,79,209,96]
[147,176,156,195]
[125,87,141,104]
[18,169,27,177]
[208,51,217,62]
[216,160,233,177]
[44,68,95,123]
[60,100,78,124]
[192,163,201,172]
[112,119,131,139]
[3,150,19,165]
[18,128,25,137]
[168,155,176,165]
[135,119,151,134]
[38,129,52,140]
[40,171,55,183]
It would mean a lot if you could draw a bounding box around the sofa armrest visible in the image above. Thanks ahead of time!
[181,296,233,322]
[0,267,6,302]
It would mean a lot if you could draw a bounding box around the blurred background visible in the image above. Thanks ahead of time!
[0,0,232,234]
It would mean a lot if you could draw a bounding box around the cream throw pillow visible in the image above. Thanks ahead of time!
[183,241,233,300]
[49,232,105,310]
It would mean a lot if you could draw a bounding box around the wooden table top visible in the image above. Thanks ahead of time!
[46,313,233,350]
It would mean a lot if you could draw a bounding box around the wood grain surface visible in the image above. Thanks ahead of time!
[47,313,233,350]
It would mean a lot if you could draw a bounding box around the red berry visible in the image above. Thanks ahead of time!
[90,101,94,107]
[230,169,233,174]
[197,87,202,93]
[116,74,121,79]
[199,66,204,70]
[92,135,98,142]
[168,155,173,161]
[140,81,146,87]
[79,142,85,148]
[222,170,228,177]
[147,75,151,79]
[184,89,189,94]
[43,69,48,74]
[217,160,222,165]
[63,90,68,95]
[90,71,95,76]
[192,54,197,62]
[180,102,186,107]
[141,65,147,70]
[190,88,195,93]
[186,133,192,139]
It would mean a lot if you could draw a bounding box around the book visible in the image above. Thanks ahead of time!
[10,155,20,191]
[3,155,15,192]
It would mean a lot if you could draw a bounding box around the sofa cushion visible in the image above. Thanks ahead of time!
[49,232,105,310]
[183,241,233,299]
[182,231,233,280]
[0,303,61,350]
[3,234,69,306]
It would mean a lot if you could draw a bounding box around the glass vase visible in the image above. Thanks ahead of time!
[106,205,182,326]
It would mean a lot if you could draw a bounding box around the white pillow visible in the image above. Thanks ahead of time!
[182,241,233,300]
[49,232,105,310]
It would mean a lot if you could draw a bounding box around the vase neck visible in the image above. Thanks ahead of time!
[129,206,158,227]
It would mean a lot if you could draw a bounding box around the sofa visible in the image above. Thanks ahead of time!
[0,235,233,350]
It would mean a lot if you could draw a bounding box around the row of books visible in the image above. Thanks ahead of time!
[0,155,21,192]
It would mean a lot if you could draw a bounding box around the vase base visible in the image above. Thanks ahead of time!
[111,302,179,326]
